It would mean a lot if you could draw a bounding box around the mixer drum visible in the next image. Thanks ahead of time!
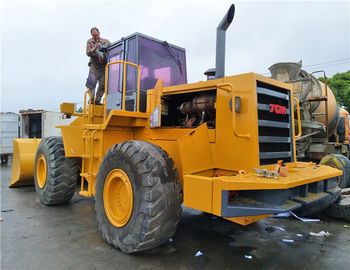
[269,62,340,138]
[313,82,340,137]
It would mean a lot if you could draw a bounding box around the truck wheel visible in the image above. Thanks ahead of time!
[294,188,341,217]
[320,154,350,188]
[1,154,8,164]
[34,136,79,205]
[323,190,350,221]
[95,140,182,253]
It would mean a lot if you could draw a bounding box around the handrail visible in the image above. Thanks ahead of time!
[104,60,141,119]
[83,89,92,122]
[293,97,302,139]
[217,83,250,139]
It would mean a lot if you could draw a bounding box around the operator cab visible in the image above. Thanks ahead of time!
[106,33,187,115]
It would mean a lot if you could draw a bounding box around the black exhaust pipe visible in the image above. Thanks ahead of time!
[215,4,235,79]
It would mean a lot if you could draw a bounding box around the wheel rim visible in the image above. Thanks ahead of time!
[103,169,133,227]
[36,154,47,189]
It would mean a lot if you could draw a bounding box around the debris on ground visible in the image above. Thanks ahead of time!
[271,212,291,218]
[296,234,303,237]
[272,226,286,231]
[291,212,320,222]
[194,251,203,257]
[310,231,332,237]
[271,211,320,222]
[244,255,253,259]
[281,239,294,243]
[344,225,350,228]
[169,238,173,242]
[0,218,3,222]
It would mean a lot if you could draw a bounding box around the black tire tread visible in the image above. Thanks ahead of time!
[95,140,182,253]
[34,136,79,205]
[324,194,350,221]
[294,188,341,217]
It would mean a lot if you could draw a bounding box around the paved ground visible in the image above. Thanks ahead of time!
[1,159,350,270]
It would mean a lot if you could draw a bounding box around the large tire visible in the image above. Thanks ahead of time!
[324,190,350,221]
[320,154,350,188]
[34,136,79,205]
[95,140,182,253]
[293,188,341,217]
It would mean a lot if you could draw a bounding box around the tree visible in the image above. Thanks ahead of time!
[76,107,83,113]
[319,71,350,111]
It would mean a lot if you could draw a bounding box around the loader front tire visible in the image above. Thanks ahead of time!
[95,140,182,253]
[34,137,79,205]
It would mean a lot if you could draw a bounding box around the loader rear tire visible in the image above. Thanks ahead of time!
[320,154,350,188]
[293,188,341,217]
[95,140,182,253]
[323,191,350,221]
[34,136,79,205]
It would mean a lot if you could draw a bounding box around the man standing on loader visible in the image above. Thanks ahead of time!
[86,27,110,105]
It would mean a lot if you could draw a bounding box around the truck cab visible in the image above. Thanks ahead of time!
[105,33,187,114]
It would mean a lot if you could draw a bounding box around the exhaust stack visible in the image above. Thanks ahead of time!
[215,4,235,79]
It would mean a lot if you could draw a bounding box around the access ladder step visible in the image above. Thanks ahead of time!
[79,190,93,197]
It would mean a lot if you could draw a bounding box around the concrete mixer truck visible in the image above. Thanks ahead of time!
[269,62,350,189]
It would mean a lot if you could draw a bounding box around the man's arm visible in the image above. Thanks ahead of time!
[86,40,99,57]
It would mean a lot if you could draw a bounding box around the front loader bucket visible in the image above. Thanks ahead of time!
[9,138,42,187]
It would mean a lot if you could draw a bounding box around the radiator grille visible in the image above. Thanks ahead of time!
[257,81,294,165]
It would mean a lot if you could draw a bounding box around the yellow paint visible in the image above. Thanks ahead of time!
[103,169,133,227]
[177,123,214,174]
[217,82,250,139]
[183,171,213,213]
[10,138,42,187]
[36,154,47,189]
[60,103,82,117]
[293,97,302,138]
[150,79,163,127]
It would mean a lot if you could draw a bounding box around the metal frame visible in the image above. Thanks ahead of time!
[256,81,295,165]
[104,61,141,119]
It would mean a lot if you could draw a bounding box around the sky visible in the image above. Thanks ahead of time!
[1,0,349,113]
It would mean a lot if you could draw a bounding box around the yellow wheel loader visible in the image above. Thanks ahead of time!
[10,5,342,253]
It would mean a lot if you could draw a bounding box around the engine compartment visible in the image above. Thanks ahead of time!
[161,90,216,128]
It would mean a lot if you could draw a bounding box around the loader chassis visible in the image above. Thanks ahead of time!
[59,72,341,227]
